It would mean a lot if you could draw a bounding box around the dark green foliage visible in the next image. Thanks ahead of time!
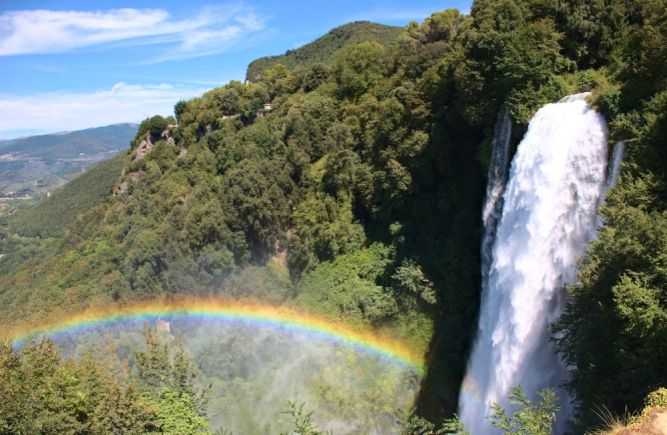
[333,42,390,100]
[223,158,295,261]
[557,0,629,69]
[555,171,667,427]
[392,259,437,305]
[288,192,365,276]
[454,0,574,124]
[135,115,169,144]
[303,64,331,92]
[553,2,667,428]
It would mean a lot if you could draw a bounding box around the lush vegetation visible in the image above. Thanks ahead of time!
[1,330,561,435]
[553,1,667,427]
[246,21,403,81]
[0,0,665,432]
[0,329,206,434]
[11,152,126,237]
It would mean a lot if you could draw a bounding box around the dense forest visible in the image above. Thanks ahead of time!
[0,0,666,433]
[246,22,405,81]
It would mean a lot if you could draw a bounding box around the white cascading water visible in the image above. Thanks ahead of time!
[459,93,610,434]
[481,105,512,289]
[605,142,624,194]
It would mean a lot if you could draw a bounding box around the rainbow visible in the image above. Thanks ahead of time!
[5,298,424,372]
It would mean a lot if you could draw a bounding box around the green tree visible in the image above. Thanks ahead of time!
[281,401,326,435]
[135,115,169,144]
[154,390,208,434]
[303,63,331,92]
[333,42,389,100]
[288,192,365,276]
[0,340,157,434]
[489,387,559,435]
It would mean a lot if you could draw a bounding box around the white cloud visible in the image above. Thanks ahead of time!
[344,8,436,24]
[0,82,209,136]
[0,4,266,60]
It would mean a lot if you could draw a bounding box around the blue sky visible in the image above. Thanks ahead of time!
[0,0,471,139]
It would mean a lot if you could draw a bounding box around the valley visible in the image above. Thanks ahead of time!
[0,1,665,434]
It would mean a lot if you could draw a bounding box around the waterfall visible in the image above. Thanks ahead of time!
[605,142,624,192]
[481,105,512,289]
[459,93,609,434]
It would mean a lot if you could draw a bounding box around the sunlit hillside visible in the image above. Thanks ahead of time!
[0,1,665,434]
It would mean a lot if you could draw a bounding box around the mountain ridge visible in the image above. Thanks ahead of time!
[0,123,136,197]
[245,21,403,80]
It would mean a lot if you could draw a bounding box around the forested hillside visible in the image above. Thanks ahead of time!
[246,21,403,81]
[11,152,126,237]
[1,0,665,432]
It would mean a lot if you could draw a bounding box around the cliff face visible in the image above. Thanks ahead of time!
[617,409,667,435]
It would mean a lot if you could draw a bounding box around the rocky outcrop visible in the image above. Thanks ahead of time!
[133,136,153,162]
[616,408,667,435]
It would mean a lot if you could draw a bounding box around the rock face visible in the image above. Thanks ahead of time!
[133,137,153,162]
[113,134,154,196]
[113,127,181,196]
[617,409,667,435]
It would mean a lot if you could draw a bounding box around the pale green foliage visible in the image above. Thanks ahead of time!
[396,408,469,434]
[0,340,157,434]
[281,401,327,435]
[645,388,667,409]
[489,387,559,435]
[135,326,209,418]
[154,390,208,434]
[297,244,398,324]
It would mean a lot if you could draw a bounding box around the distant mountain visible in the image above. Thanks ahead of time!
[246,21,403,81]
[0,123,136,197]
[11,151,126,237]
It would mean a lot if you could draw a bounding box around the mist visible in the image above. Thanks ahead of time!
[51,315,420,434]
